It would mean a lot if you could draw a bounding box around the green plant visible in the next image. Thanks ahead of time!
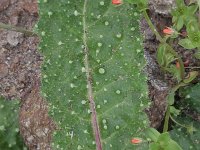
[0,97,27,150]
[178,20,200,49]
[171,0,198,31]
[37,0,150,149]
[170,115,200,150]
[146,128,182,150]
[168,84,200,149]
[179,83,200,114]
[160,0,199,135]
[170,0,200,60]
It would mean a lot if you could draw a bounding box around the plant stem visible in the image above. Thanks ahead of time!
[0,22,37,36]
[163,106,170,132]
[170,115,187,128]
[143,11,164,43]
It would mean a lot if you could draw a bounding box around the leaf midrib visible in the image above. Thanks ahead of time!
[82,0,102,150]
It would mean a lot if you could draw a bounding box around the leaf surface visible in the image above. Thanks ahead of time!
[0,97,26,150]
[37,0,149,149]
[170,116,200,150]
[179,83,200,113]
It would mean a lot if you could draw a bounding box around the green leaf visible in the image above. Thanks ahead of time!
[187,123,197,135]
[180,83,200,111]
[149,143,160,150]
[170,106,180,116]
[175,0,185,6]
[157,44,167,67]
[156,44,176,68]
[0,97,26,150]
[148,131,182,150]
[183,71,198,84]
[166,65,182,82]
[37,1,149,149]
[165,53,176,67]
[176,17,184,31]
[179,83,200,113]
[178,38,196,49]
[157,132,171,147]
[157,44,166,66]
[172,0,198,31]
[170,116,200,150]
[167,91,175,105]
[187,19,199,33]
[165,140,183,150]
[145,128,160,142]
[186,5,198,16]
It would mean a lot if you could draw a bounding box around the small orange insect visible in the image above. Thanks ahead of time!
[131,138,142,144]
[112,0,122,5]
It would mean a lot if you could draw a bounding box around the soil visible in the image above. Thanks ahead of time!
[0,0,199,149]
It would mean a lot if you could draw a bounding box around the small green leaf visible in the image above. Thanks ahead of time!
[187,19,199,33]
[178,38,196,49]
[187,5,198,15]
[166,65,182,82]
[172,0,198,31]
[175,0,185,6]
[157,132,171,147]
[167,91,175,105]
[156,44,176,68]
[170,106,180,116]
[149,143,160,150]
[145,128,160,142]
[157,44,167,67]
[165,140,183,150]
[183,71,198,84]
[176,17,184,31]
[165,53,176,67]
[187,123,197,135]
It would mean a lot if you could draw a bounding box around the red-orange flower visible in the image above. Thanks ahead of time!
[163,27,175,35]
[131,138,142,144]
[112,0,122,5]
